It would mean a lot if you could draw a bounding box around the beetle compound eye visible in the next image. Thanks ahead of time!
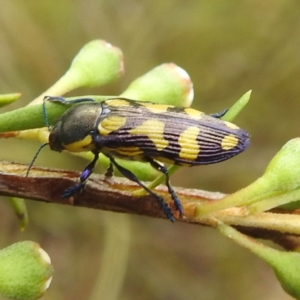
[48,130,64,152]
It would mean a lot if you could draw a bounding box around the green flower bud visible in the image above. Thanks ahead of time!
[121,63,194,106]
[271,251,300,299]
[30,40,124,105]
[0,241,53,300]
[67,40,124,88]
[263,138,300,191]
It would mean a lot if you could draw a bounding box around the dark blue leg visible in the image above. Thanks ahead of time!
[210,108,228,119]
[107,155,175,222]
[105,162,114,178]
[147,158,183,216]
[62,152,99,197]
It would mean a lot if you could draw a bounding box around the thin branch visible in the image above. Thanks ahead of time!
[1,161,300,249]
[0,161,223,217]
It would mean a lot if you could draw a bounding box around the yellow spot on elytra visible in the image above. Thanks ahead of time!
[116,146,142,156]
[178,126,200,160]
[224,121,239,130]
[105,146,142,158]
[105,99,131,107]
[140,102,171,113]
[98,116,127,135]
[63,136,95,152]
[221,134,239,150]
[184,108,204,120]
[129,120,169,151]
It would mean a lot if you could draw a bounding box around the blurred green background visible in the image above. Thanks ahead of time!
[0,1,299,299]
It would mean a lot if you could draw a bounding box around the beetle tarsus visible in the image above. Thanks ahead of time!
[105,162,114,178]
[210,108,229,119]
[62,152,99,198]
[62,184,85,198]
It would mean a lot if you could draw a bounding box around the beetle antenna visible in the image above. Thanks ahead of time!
[26,142,49,177]
[42,96,51,129]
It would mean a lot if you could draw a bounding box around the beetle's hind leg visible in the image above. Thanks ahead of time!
[210,108,228,119]
[147,158,184,217]
[105,161,114,177]
[106,155,175,222]
[103,161,114,184]
[62,152,99,198]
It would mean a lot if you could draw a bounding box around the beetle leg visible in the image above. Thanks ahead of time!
[210,108,228,119]
[106,155,175,222]
[105,162,114,178]
[62,152,99,198]
[103,161,114,184]
[147,158,184,216]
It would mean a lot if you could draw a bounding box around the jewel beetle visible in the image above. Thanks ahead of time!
[28,96,250,222]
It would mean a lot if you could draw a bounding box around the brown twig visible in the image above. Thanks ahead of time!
[0,161,223,218]
[1,161,300,249]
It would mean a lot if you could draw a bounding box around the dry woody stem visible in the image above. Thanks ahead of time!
[1,161,300,249]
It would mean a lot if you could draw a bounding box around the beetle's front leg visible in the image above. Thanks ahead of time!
[62,152,99,198]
